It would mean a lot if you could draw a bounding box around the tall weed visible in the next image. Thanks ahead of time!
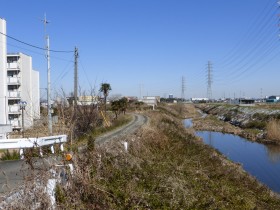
[267,120,280,141]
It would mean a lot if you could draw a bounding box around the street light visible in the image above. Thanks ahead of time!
[19,101,27,138]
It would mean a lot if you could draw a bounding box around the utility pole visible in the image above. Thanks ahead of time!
[74,47,78,106]
[207,61,213,101]
[19,101,27,138]
[44,14,52,135]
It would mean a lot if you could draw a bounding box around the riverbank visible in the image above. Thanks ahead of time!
[196,130,280,194]
[53,105,280,209]
[194,103,280,145]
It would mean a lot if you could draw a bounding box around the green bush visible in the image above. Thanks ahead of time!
[272,113,280,120]
[87,136,95,151]
[244,121,266,130]
[0,150,20,161]
[224,113,232,122]
[55,184,66,204]
[252,113,269,121]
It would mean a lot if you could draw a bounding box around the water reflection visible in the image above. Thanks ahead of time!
[208,132,212,146]
[184,119,193,128]
[196,131,280,194]
[266,144,280,163]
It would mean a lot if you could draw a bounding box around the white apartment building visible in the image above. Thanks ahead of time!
[0,18,40,131]
[7,53,40,129]
[0,18,7,125]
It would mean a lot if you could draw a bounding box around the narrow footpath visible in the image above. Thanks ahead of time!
[95,113,148,145]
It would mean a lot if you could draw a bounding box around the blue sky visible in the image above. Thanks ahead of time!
[1,0,280,99]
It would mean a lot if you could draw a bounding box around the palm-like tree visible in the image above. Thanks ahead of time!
[99,83,112,113]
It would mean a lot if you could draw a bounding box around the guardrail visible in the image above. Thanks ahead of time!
[0,134,72,208]
[0,135,67,159]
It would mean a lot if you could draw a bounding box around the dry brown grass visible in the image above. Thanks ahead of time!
[53,110,280,209]
[159,103,200,119]
[256,103,280,109]
[3,105,280,209]
[267,120,280,141]
[10,104,100,141]
[0,162,54,209]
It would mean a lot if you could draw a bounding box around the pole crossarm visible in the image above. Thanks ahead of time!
[0,135,67,149]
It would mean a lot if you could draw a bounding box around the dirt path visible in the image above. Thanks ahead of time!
[95,113,148,145]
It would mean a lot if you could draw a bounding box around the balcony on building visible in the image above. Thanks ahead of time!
[7,76,21,85]
[8,90,21,99]
[7,62,20,70]
[8,104,20,114]
[9,118,20,129]
[8,112,21,130]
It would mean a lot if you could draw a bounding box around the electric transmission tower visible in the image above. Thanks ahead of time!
[181,76,185,101]
[207,61,213,100]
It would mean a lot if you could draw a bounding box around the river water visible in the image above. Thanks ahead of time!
[184,119,280,194]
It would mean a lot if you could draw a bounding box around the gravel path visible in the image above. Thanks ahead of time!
[95,113,148,145]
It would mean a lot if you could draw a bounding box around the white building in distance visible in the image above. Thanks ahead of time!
[142,96,160,110]
[0,18,40,131]
[191,97,209,102]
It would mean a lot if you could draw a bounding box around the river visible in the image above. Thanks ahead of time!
[184,119,280,194]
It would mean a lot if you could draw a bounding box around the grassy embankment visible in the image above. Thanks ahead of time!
[55,104,280,209]
[194,103,280,143]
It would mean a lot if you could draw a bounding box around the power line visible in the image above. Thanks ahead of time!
[213,1,278,84]
[216,0,276,66]
[188,1,278,97]
[52,58,74,88]
[79,57,94,89]
[214,38,279,85]
[213,1,280,88]
[0,31,74,53]
[4,41,74,62]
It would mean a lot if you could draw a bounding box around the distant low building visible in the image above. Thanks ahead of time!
[142,96,160,110]
[230,98,255,106]
[266,96,280,103]
[78,95,99,105]
[126,96,138,103]
[65,95,99,106]
[191,98,209,103]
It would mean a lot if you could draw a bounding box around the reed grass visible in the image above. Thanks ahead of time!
[267,120,280,141]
